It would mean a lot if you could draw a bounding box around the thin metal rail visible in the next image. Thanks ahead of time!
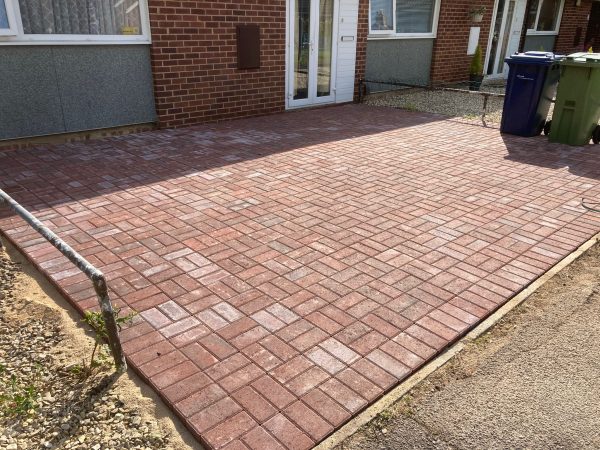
[357,78,505,127]
[0,188,127,372]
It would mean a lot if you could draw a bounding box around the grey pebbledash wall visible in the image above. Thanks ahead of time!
[365,38,434,92]
[0,45,156,141]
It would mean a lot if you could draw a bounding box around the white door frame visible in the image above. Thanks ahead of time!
[286,0,339,109]
[484,0,526,79]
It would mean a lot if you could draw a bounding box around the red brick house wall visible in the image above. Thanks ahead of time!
[430,0,496,84]
[355,0,369,98]
[149,1,369,129]
[149,1,287,129]
[554,0,594,54]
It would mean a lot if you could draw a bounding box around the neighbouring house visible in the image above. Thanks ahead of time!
[365,0,599,89]
[0,0,370,143]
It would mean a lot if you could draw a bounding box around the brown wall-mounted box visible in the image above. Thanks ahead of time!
[237,24,261,70]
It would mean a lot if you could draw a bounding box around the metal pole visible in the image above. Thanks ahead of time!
[0,189,127,372]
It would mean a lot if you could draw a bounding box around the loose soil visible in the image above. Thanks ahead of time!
[337,241,600,450]
[0,239,203,450]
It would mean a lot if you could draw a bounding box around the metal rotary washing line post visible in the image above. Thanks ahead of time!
[0,188,127,372]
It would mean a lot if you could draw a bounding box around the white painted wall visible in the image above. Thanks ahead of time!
[335,0,360,103]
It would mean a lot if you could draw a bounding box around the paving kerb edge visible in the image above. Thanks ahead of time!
[314,232,600,450]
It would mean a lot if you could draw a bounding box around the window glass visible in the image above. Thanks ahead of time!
[18,0,142,35]
[396,0,435,34]
[525,0,539,29]
[537,0,560,31]
[371,0,394,31]
[0,0,9,29]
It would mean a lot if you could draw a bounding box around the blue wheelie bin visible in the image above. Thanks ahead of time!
[501,52,563,137]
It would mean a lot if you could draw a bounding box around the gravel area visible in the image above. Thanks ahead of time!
[0,243,198,450]
[336,241,600,450]
[365,87,506,124]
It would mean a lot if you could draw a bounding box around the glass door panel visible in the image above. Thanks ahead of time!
[317,0,334,98]
[294,0,311,100]
[487,0,506,75]
[497,0,516,73]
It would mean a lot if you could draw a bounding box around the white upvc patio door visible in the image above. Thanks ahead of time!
[485,0,527,78]
[288,0,339,108]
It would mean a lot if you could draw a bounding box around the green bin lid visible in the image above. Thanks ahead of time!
[561,52,600,66]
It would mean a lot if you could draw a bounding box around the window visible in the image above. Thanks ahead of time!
[0,0,16,35]
[526,0,564,34]
[0,0,150,44]
[369,0,440,38]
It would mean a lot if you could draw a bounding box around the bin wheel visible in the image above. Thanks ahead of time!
[593,126,600,145]
[543,120,552,136]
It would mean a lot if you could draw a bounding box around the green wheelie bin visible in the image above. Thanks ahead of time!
[547,52,600,146]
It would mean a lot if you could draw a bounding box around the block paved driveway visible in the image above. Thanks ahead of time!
[2,105,600,450]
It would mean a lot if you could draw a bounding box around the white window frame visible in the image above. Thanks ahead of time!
[368,0,441,40]
[0,0,151,45]
[526,0,565,36]
[0,0,18,36]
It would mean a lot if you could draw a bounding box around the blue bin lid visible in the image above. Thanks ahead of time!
[505,51,564,65]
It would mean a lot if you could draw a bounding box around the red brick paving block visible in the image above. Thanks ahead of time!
[130,292,171,312]
[320,305,354,327]
[175,382,226,417]
[319,338,360,364]
[302,388,351,427]
[204,412,257,450]
[380,341,424,370]
[206,353,250,381]
[189,396,242,434]
[158,300,189,320]
[289,327,328,352]
[336,368,382,402]
[252,375,296,410]
[160,316,201,338]
[349,331,387,355]
[264,414,314,450]
[306,311,342,334]
[392,332,437,360]
[241,343,282,371]
[232,326,270,350]
[350,358,397,390]
[319,378,367,413]
[428,309,470,333]
[150,361,199,390]
[416,316,460,341]
[304,348,344,377]
[181,342,219,369]
[221,440,250,450]
[140,308,172,329]
[139,350,187,378]
[232,386,277,423]
[260,335,297,362]
[366,349,411,380]
[242,426,285,450]
[220,363,264,393]
[129,340,175,366]
[284,400,333,442]
[361,313,401,338]
[218,317,259,340]
[162,372,212,404]
[170,326,210,347]
[122,329,164,355]
[271,355,313,384]
[200,334,237,359]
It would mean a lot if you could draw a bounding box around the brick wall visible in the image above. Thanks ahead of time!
[149,1,287,129]
[355,0,369,98]
[430,0,496,84]
[149,0,368,129]
[554,0,594,54]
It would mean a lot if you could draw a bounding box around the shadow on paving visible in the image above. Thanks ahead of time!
[0,105,448,211]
